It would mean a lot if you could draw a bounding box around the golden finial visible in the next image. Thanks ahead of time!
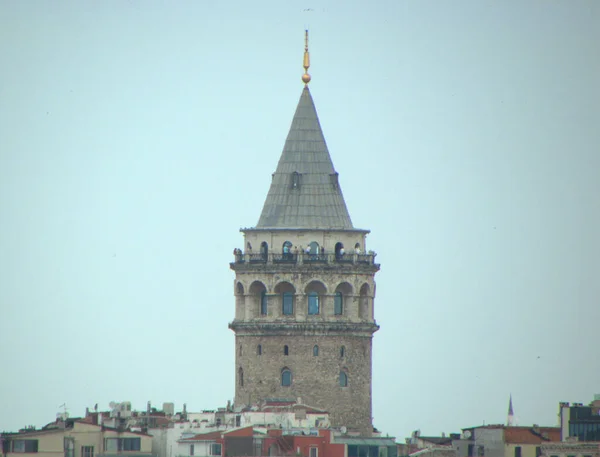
[302,29,311,84]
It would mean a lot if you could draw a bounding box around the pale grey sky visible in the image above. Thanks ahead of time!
[1,0,599,438]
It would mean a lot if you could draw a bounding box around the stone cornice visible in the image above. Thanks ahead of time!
[228,320,379,336]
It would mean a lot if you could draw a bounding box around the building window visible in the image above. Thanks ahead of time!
[313,345,319,356]
[478,446,484,457]
[340,345,345,358]
[308,292,320,315]
[260,291,268,315]
[82,447,94,457]
[257,344,262,356]
[535,448,541,457]
[12,441,39,453]
[238,367,244,386]
[284,345,289,356]
[282,292,294,315]
[310,448,318,457]
[210,443,222,456]
[190,445,195,456]
[334,292,343,315]
[515,447,522,457]
[105,438,141,452]
[239,344,242,356]
[339,371,348,387]
[64,438,74,457]
[281,369,292,386]
[468,445,474,457]
[236,415,241,427]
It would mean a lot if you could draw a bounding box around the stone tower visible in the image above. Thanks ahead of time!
[229,32,380,436]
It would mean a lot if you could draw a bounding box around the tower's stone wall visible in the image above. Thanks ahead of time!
[234,331,373,434]
[230,229,379,436]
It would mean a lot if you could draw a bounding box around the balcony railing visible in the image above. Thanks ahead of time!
[232,251,377,266]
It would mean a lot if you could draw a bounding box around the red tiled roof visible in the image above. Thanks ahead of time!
[504,427,561,444]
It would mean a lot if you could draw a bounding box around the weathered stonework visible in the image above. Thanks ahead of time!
[229,229,379,436]
[229,80,381,436]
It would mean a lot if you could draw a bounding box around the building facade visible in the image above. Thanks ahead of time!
[229,32,380,436]
[0,419,152,457]
[559,397,600,442]
[453,425,560,457]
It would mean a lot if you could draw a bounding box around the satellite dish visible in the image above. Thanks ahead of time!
[464,431,472,439]
[109,402,116,409]
[340,426,347,434]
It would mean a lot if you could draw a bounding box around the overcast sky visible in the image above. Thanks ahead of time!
[1,0,599,438]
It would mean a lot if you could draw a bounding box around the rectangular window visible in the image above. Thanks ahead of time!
[190,445,194,456]
[104,438,141,452]
[210,443,222,456]
[235,415,241,427]
[468,445,474,457]
[12,441,39,453]
[282,292,293,315]
[334,293,343,315]
[310,448,318,457]
[515,447,522,457]
[308,293,319,315]
[82,447,94,457]
[535,447,541,457]
[260,292,268,315]
[64,438,74,457]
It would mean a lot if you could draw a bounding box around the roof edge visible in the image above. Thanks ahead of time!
[241,227,370,234]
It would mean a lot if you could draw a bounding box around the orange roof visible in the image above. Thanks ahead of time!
[504,427,560,444]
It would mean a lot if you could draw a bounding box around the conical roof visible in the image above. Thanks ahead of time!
[255,86,354,230]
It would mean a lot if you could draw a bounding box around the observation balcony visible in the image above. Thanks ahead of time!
[230,251,379,269]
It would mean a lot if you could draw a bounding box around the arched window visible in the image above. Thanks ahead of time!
[308,291,320,315]
[260,290,268,315]
[281,368,292,386]
[340,345,345,358]
[284,345,289,356]
[282,241,292,254]
[313,345,319,356]
[260,241,268,259]
[334,292,343,315]
[238,367,244,387]
[335,242,345,260]
[257,344,262,356]
[309,241,319,255]
[339,371,348,387]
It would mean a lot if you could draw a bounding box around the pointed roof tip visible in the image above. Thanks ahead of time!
[508,395,514,415]
[254,84,354,230]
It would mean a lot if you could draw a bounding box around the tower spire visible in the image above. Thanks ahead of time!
[507,394,515,426]
[302,29,311,85]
